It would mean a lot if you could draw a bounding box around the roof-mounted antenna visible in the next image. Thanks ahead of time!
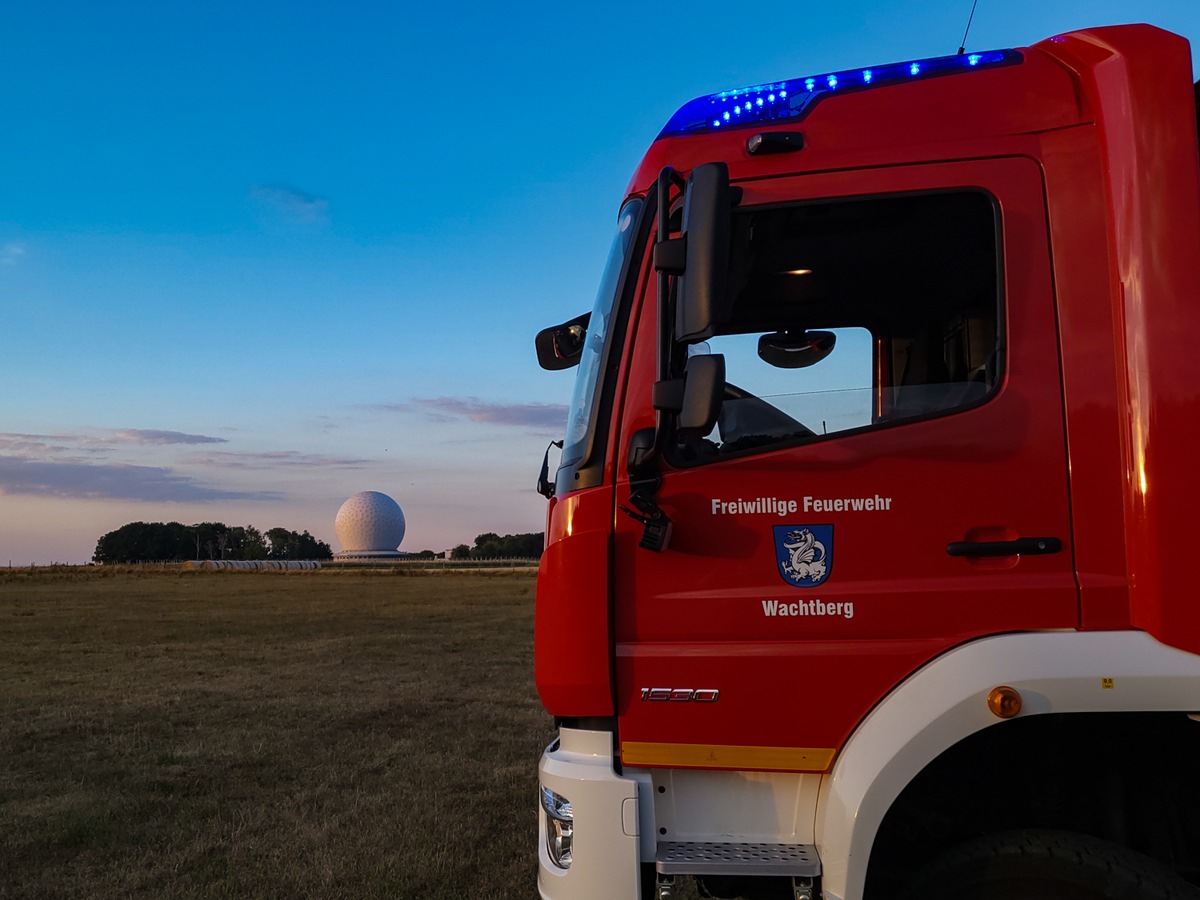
[957,0,980,55]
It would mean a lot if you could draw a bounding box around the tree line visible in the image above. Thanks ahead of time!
[450,532,543,560]
[93,522,332,564]
[92,524,544,564]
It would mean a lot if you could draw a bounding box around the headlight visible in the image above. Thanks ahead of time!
[540,785,574,869]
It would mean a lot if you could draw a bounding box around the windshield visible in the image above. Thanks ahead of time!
[561,198,644,468]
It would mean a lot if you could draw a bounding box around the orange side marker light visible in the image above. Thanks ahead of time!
[987,686,1022,719]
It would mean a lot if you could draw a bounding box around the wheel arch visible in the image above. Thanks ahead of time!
[813,630,1200,900]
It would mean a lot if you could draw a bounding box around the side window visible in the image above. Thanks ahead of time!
[696,327,873,448]
[680,190,1000,459]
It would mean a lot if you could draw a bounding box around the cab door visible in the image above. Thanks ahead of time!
[612,157,1076,772]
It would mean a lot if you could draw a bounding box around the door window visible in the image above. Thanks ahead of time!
[677,190,1001,460]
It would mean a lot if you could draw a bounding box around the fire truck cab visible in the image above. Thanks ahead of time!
[534,24,1200,900]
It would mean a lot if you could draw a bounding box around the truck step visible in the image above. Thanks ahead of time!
[655,841,820,877]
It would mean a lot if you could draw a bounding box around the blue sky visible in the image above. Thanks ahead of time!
[3,1,1199,564]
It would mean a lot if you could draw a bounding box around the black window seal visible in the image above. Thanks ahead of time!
[556,191,658,495]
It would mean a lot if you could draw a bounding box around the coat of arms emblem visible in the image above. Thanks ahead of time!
[773,525,833,587]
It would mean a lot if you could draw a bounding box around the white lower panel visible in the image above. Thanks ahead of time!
[646,767,821,845]
[538,727,649,900]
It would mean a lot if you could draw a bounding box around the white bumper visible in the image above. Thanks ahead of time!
[538,727,650,900]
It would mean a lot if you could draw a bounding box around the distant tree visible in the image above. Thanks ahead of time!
[508,532,544,558]
[93,521,193,563]
[450,544,472,560]
[295,530,333,560]
[470,532,543,559]
[266,527,332,560]
[231,525,268,560]
[154,522,192,560]
[266,527,296,560]
[413,549,436,560]
[93,522,143,564]
[192,522,230,560]
[474,538,502,559]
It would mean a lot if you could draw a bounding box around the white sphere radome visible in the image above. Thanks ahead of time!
[334,491,406,553]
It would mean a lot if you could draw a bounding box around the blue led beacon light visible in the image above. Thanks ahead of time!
[659,48,1019,138]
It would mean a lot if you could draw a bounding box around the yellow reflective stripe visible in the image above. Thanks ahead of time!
[621,741,836,772]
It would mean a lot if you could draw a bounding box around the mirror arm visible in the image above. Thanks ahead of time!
[535,440,563,499]
[655,166,686,386]
[636,166,687,472]
[622,167,687,554]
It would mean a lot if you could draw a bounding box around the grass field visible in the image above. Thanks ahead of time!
[0,568,555,899]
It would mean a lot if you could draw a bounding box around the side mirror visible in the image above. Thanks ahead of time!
[535,313,590,370]
[678,353,726,438]
[676,163,731,343]
[758,330,836,368]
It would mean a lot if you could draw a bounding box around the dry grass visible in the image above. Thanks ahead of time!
[0,568,554,899]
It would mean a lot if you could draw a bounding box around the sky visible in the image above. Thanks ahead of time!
[3,1,1199,565]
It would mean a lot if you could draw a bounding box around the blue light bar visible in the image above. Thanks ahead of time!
[659,48,1020,138]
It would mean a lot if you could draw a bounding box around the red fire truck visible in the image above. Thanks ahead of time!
[533,24,1200,900]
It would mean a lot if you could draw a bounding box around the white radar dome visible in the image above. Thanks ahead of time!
[334,491,406,554]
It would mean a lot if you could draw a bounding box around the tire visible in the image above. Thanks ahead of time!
[903,829,1200,900]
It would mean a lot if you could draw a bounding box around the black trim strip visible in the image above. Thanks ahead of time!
[946,537,1062,558]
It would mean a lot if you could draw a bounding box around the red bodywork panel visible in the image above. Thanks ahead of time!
[536,489,615,716]
[535,24,1200,768]
[1037,28,1200,649]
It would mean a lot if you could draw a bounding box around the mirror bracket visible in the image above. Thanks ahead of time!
[620,483,672,553]
[653,235,687,275]
[652,379,685,412]
[622,428,672,552]
[626,427,657,474]
[535,440,563,499]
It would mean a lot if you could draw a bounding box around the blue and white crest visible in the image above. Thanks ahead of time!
[773,524,833,588]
